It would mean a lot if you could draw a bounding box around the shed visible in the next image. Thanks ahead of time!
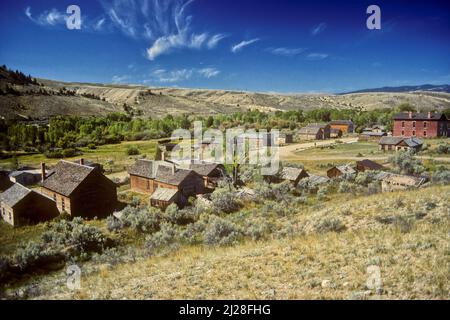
[327,164,357,178]
[0,183,59,227]
[355,159,384,172]
[150,187,181,209]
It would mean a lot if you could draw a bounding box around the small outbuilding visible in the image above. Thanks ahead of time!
[0,183,59,227]
[327,164,357,178]
[355,159,384,172]
[381,174,426,192]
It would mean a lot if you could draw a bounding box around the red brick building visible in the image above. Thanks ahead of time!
[393,112,449,138]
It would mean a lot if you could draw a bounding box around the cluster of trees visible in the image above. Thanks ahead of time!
[0,65,39,86]
[0,103,446,155]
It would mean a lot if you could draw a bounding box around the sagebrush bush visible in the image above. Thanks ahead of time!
[338,180,356,194]
[146,222,178,254]
[314,217,346,234]
[114,206,162,233]
[431,169,450,185]
[210,187,241,213]
[106,215,123,232]
[164,204,196,225]
[203,215,241,246]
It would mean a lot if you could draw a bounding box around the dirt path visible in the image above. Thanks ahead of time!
[279,137,358,160]
[279,138,450,163]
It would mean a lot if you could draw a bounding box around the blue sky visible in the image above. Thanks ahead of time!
[0,0,449,93]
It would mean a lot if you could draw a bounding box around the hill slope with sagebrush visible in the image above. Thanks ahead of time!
[1,66,450,120]
[3,185,447,300]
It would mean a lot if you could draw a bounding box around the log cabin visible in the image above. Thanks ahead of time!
[0,183,59,227]
[329,120,354,134]
[128,160,205,208]
[40,160,117,218]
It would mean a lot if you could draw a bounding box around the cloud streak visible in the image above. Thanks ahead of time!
[311,22,327,36]
[149,67,220,83]
[231,38,260,53]
[306,53,329,60]
[266,47,305,57]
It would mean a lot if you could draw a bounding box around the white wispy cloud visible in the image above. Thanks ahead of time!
[311,22,327,36]
[25,7,68,27]
[306,53,329,60]
[145,1,227,60]
[198,67,220,78]
[207,34,228,49]
[231,38,260,53]
[148,67,220,83]
[266,47,305,57]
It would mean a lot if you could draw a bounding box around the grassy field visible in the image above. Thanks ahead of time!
[3,185,446,300]
[0,140,158,172]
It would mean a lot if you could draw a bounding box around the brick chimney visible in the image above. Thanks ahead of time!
[408,111,413,119]
[41,162,46,182]
[80,158,84,165]
[428,111,431,119]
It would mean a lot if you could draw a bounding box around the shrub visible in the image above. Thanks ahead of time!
[394,215,414,233]
[145,222,178,254]
[314,217,346,234]
[355,172,374,186]
[317,186,328,200]
[106,215,123,232]
[431,170,450,185]
[244,218,270,241]
[436,143,449,154]
[126,145,140,156]
[367,181,381,195]
[338,180,356,194]
[126,207,161,233]
[203,216,241,246]
[42,217,108,256]
[388,150,425,175]
[164,204,196,225]
[210,187,240,213]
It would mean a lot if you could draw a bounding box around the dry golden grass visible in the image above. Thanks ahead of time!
[27,185,449,300]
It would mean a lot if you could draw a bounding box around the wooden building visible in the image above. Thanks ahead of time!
[327,164,356,178]
[150,188,179,210]
[298,124,331,140]
[41,160,117,218]
[267,166,309,187]
[0,170,13,192]
[329,120,354,134]
[0,183,59,227]
[379,136,423,152]
[128,160,205,208]
[381,174,426,192]
[187,162,226,189]
[355,159,384,172]
[330,128,343,138]
[393,112,449,138]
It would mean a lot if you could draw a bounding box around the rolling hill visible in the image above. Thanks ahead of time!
[1,67,450,120]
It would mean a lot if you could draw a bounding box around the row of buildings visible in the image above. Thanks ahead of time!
[297,120,354,140]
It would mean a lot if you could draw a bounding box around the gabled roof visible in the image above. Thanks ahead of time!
[41,161,95,197]
[379,136,423,147]
[356,159,384,170]
[280,167,308,181]
[329,120,353,125]
[305,174,330,186]
[129,160,198,186]
[299,123,328,135]
[188,163,224,177]
[334,165,356,175]
[0,183,32,208]
[393,112,446,121]
[150,187,179,201]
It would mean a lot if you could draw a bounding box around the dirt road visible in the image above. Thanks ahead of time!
[279,137,358,160]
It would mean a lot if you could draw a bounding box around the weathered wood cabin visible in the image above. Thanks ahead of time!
[329,120,354,134]
[379,137,423,152]
[128,160,205,208]
[267,166,309,187]
[41,160,117,218]
[327,164,357,178]
[355,159,384,172]
[381,174,427,192]
[298,124,331,140]
[187,163,226,189]
[0,183,59,227]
